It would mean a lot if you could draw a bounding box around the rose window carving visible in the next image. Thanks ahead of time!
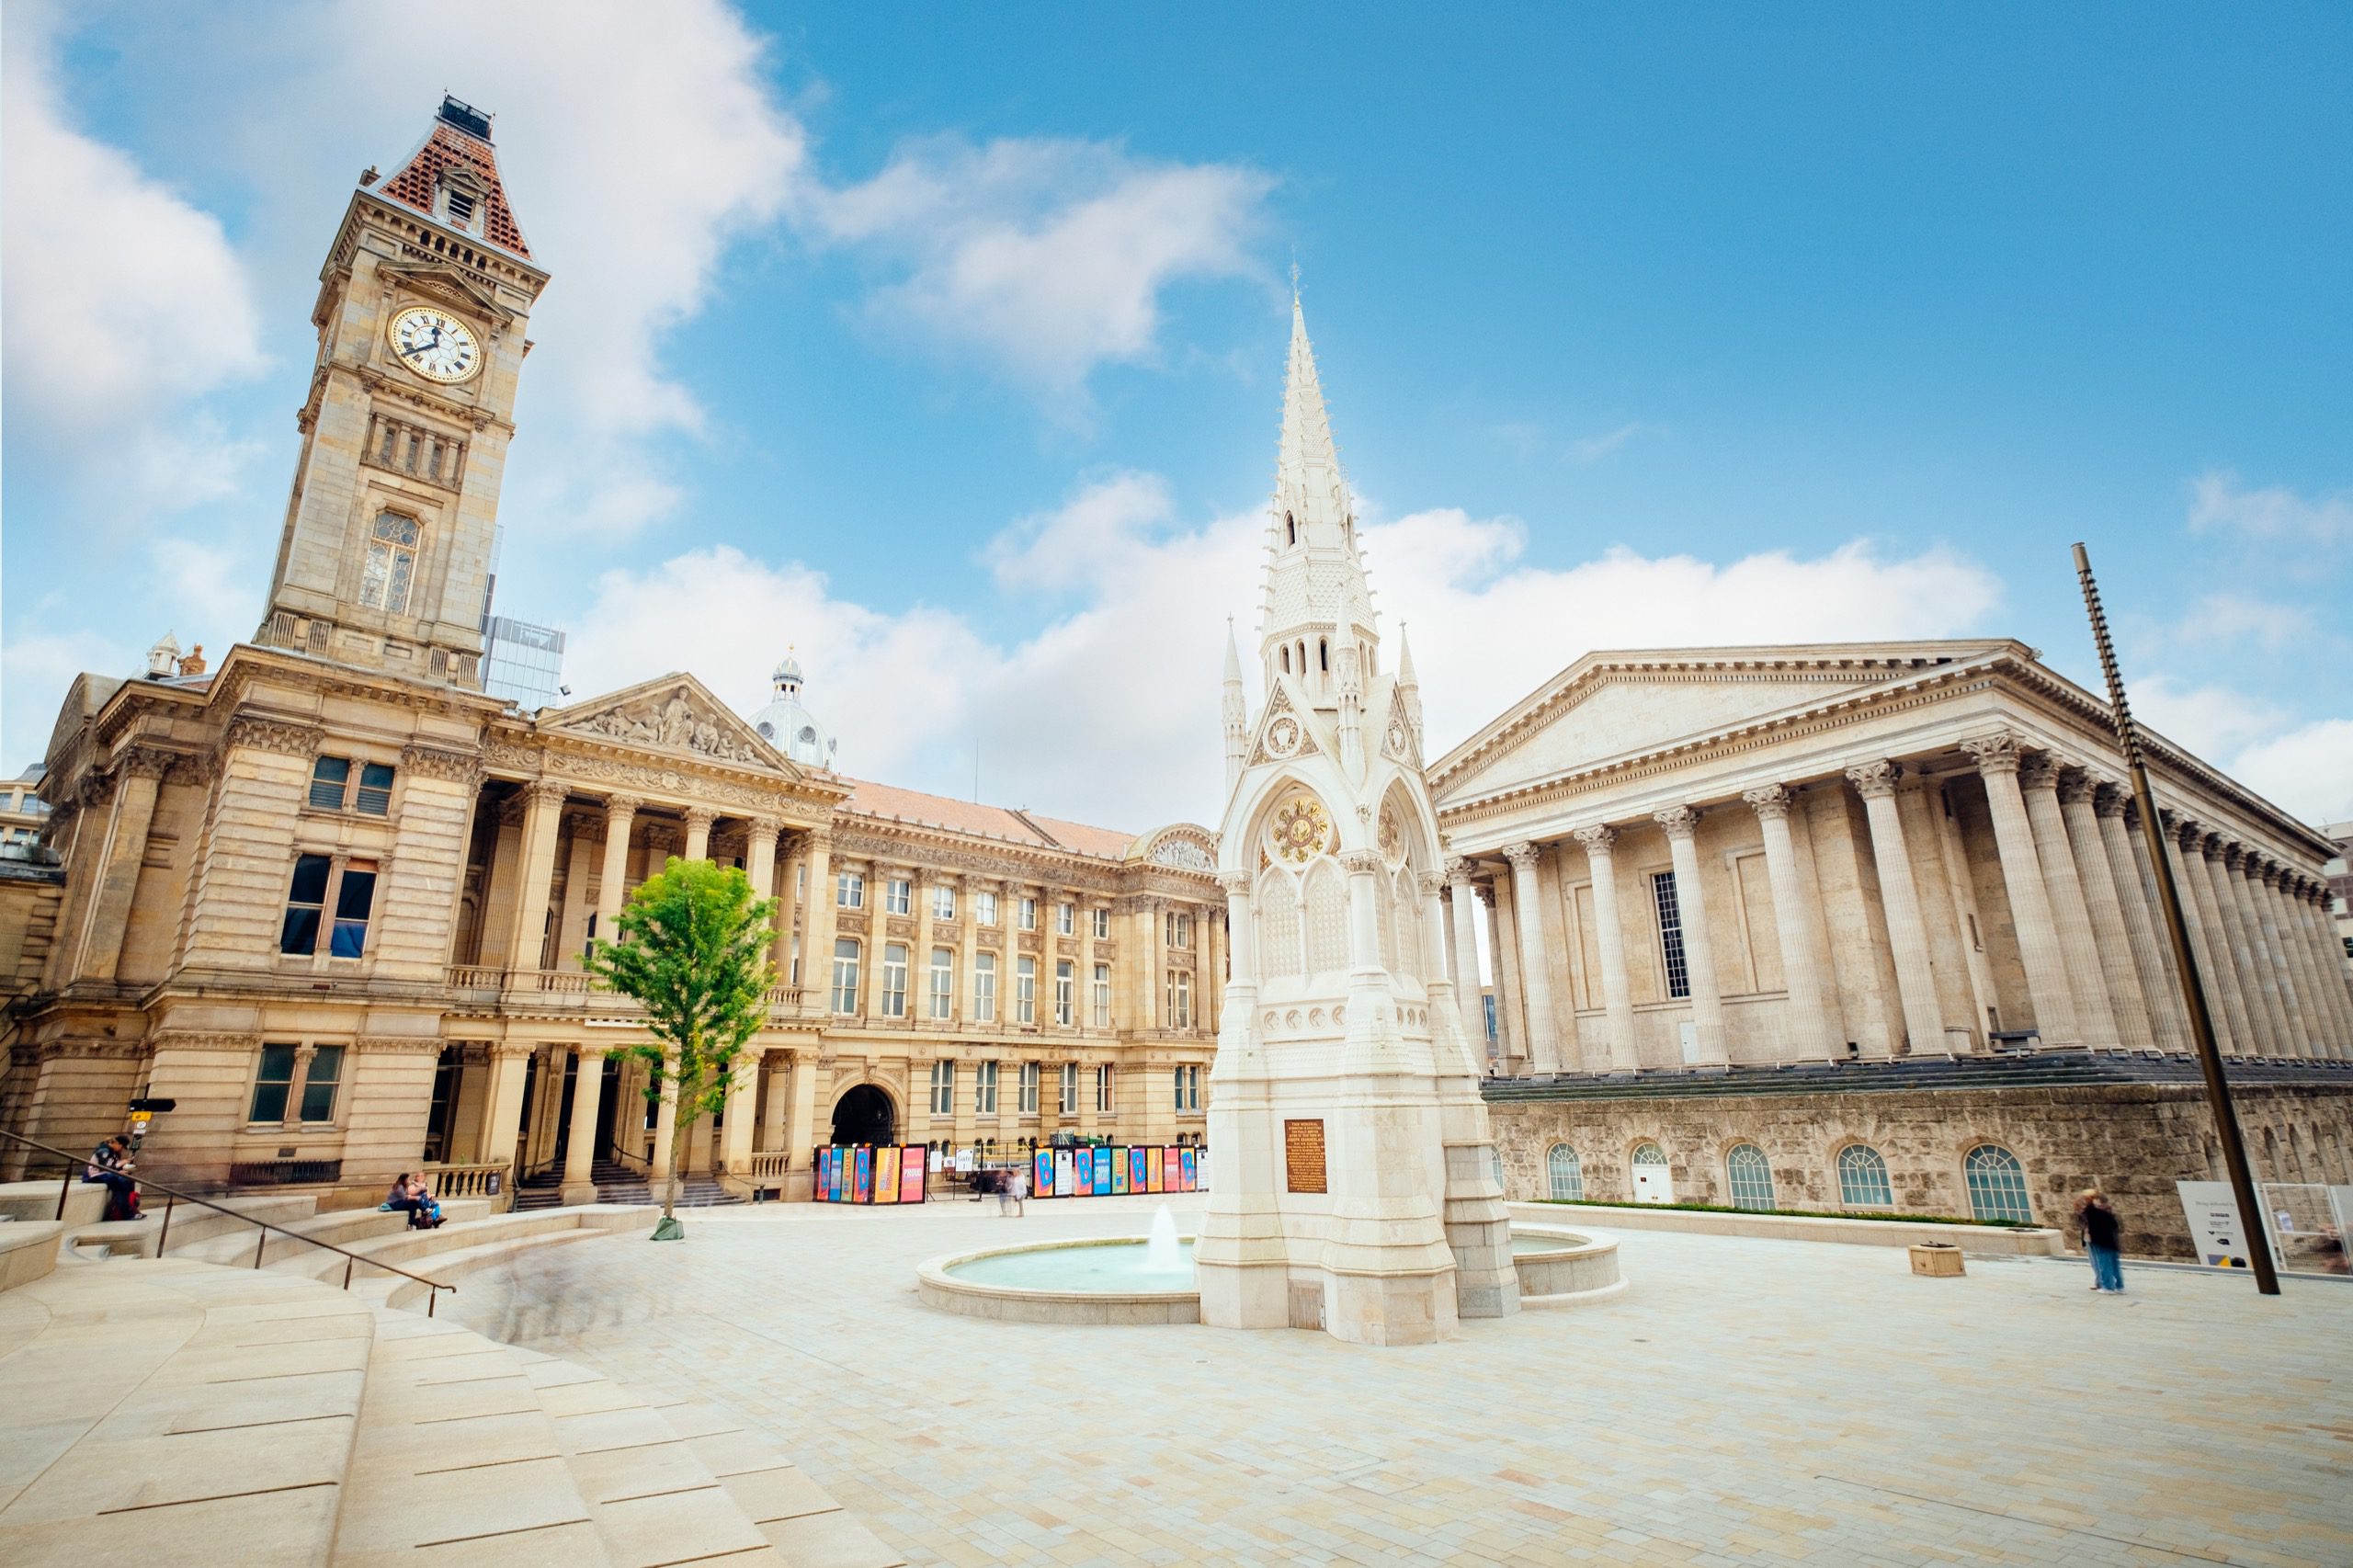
[1267,793,1334,866]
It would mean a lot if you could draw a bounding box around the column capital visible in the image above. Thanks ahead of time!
[1960,731,2024,776]
[1653,805,1701,841]
[682,805,720,831]
[2055,767,2097,806]
[603,792,643,819]
[1338,848,1385,876]
[642,824,681,854]
[2092,782,2130,819]
[2197,829,2228,861]
[746,814,783,845]
[1845,760,1904,799]
[2016,752,2062,792]
[1571,824,1617,856]
[2221,842,2249,872]
[1742,784,1796,821]
[522,778,571,809]
[1443,855,1480,888]
[574,1044,611,1063]
[2256,858,2286,888]
[1214,870,1255,897]
[1417,869,1447,898]
[1500,841,1543,871]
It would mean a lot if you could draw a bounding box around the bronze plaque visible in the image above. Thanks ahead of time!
[1284,1119,1327,1194]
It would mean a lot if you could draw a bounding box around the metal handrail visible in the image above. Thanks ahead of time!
[0,1129,459,1316]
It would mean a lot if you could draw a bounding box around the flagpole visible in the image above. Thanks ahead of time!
[2072,543,2279,1295]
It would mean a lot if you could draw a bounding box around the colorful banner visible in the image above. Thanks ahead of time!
[824,1147,844,1202]
[1054,1148,1076,1197]
[1180,1148,1198,1191]
[1034,1151,1054,1196]
[813,1144,929,1204]
[1128,1147,1148,1192]
[1093,1147,1113,1194]
[901,1148,927,1204]
[876,1145,902,1204]
[1075,1150,1095,1197]
[1164,1147,1181,1192]
[1111,1149,1130,1195]
[853,1145,873,1204]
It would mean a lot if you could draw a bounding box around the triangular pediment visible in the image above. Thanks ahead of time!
[1431,642,2020,805]
[540,672,802,778]
[1246,678,1325,767]
[380,263,508,324]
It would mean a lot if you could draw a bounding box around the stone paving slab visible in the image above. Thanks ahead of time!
[438,1196,2353,1567]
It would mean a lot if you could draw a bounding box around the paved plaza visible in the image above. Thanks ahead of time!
[439,1196,2351,1567]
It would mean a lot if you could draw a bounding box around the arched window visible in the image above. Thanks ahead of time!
[1963,1143,2032,1222]
[1631,1141,1667,1170]
[1837,1144,1893,1208]
[1318,638,1329,672]
[1279,646,1290,674]
[1547,1144,1584,1200]
[1726,1143,1775,1211]
[359,511,422,614]
[1285,511,1297,546]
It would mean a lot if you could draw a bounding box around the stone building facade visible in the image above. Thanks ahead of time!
[0,99,1219,1207]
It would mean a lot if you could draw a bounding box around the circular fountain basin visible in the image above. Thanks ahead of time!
[918,1225,1621,1324]
[919,1235,1201,1325]
[1508,1225,1626,1308]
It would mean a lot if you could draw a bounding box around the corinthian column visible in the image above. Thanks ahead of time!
[1654,807,1729,1067]
[2161,815,2244,1053]
[1500,842,1561,1072]
[2225,846,2292,1054]
[2058,772,2154,1049]
[2265,868,2324,1057]
[2300,877,2353,1051]
[2018,755,2119,1047]
[682,806,718,864]
[1961,734,2077,1048]
[1444,858,1490,1056]
[1744,785,1833,1060]
[1845,762,1946,1055]
[594,794,640,952]
[2095,788,2188,1053]
[2199,836,2274,1054]
[1572,826,1640,1072]
[2243,858,2308,1056]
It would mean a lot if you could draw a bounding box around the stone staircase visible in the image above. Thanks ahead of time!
[0,1210,903,1566]
[509,1158,742,1212]
[1482,1048,2353,1104]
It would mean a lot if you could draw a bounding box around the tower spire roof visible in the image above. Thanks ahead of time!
[1259,292,1377,679]
[376,95,533,258]
[1277,294,1350,535]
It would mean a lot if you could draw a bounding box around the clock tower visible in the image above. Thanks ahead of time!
[256,96,550,688]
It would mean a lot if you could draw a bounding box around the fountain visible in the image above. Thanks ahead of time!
[1144,1202,1182,1273]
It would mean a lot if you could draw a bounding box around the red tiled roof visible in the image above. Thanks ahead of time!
[837,778,1138,861]
[379,121,531,258]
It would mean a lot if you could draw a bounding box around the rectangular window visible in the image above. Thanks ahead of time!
[280,854,332,954]
[1652,870,1691,1000]
[1091,907,1110,940]
[1172,1065,1188,1112]
[354,762,394,815]
[836,870,865,909]
[885,879,911,915]
[330,860,378,958]
[1165,910,1194,949]
[1095,1063,1114,1114]
[832,938,860,1015]
[1187,1064,1202,1111]
[976,890,998,926]
[973,953,997,1022]
[1019,1062,1040,1114]
[1165,970,1193,1029]
[1054,960,1074,1027]
[249,1044,298,1122]
[929,946,954,1019]
[1092,962,1111,1028]
[931,884,956,921]
[975,1061,999,1114]
[1057,902,1075,936]
[789,932,801,988]
[882,943,908,1017]
[1059,1062,1078,1115]
[1019,897,1038,932]
[1017,956,1038,1025]
[308,756,350,811]
[299,1045,345,1122]
[929,1061,955,1116]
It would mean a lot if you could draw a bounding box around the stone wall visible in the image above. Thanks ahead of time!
[1488,1081,2353,1259]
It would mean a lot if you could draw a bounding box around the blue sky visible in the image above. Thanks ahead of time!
[5,1,2349,831]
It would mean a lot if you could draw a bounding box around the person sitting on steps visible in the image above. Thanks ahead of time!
[84,1134,141,1221]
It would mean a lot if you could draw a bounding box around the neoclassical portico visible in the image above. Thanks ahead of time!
[1432,642,2348,1073]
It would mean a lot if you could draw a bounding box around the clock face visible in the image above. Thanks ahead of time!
[386,306,482,383]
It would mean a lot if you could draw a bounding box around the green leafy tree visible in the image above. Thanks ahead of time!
[587,857,777,1238]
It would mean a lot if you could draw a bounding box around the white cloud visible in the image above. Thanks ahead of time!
[2129,675,2290,765]
[0,4,267,517]
[564,488,2007,831]
[2227,720,2353,828]
[810,136,1276,401]
[2171,591,2318,652]
[2188,470,2353,551]
[1569,423,1646,464]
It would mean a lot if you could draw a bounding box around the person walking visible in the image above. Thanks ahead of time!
[2076,1187,2125,1293]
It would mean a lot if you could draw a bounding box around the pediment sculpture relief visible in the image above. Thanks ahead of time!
[563,684,770,765]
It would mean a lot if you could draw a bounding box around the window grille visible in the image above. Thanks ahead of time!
[1547,1144,1585,1201]
[309,757,350,810]
[359,513,421,614]
[1631,1141,1668,1166]
[1652,871,1690,1000]
[1963,1144,2032,1222]
[354,762,394,815]
[1838,1144,1893,1208]
[1726,1143,1776,1210]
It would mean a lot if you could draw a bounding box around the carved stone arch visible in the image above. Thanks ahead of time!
[1256,863,1304,982]
[1250,777,1339,871]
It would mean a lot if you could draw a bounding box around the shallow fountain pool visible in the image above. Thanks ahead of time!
[945,1239,1198,1291]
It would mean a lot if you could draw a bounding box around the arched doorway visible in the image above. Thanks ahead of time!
[830,1084,896,1146]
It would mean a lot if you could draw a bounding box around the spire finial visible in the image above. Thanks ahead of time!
[1290,253,1301,302]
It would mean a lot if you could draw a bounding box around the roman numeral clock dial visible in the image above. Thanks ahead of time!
[386,305,482,384]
